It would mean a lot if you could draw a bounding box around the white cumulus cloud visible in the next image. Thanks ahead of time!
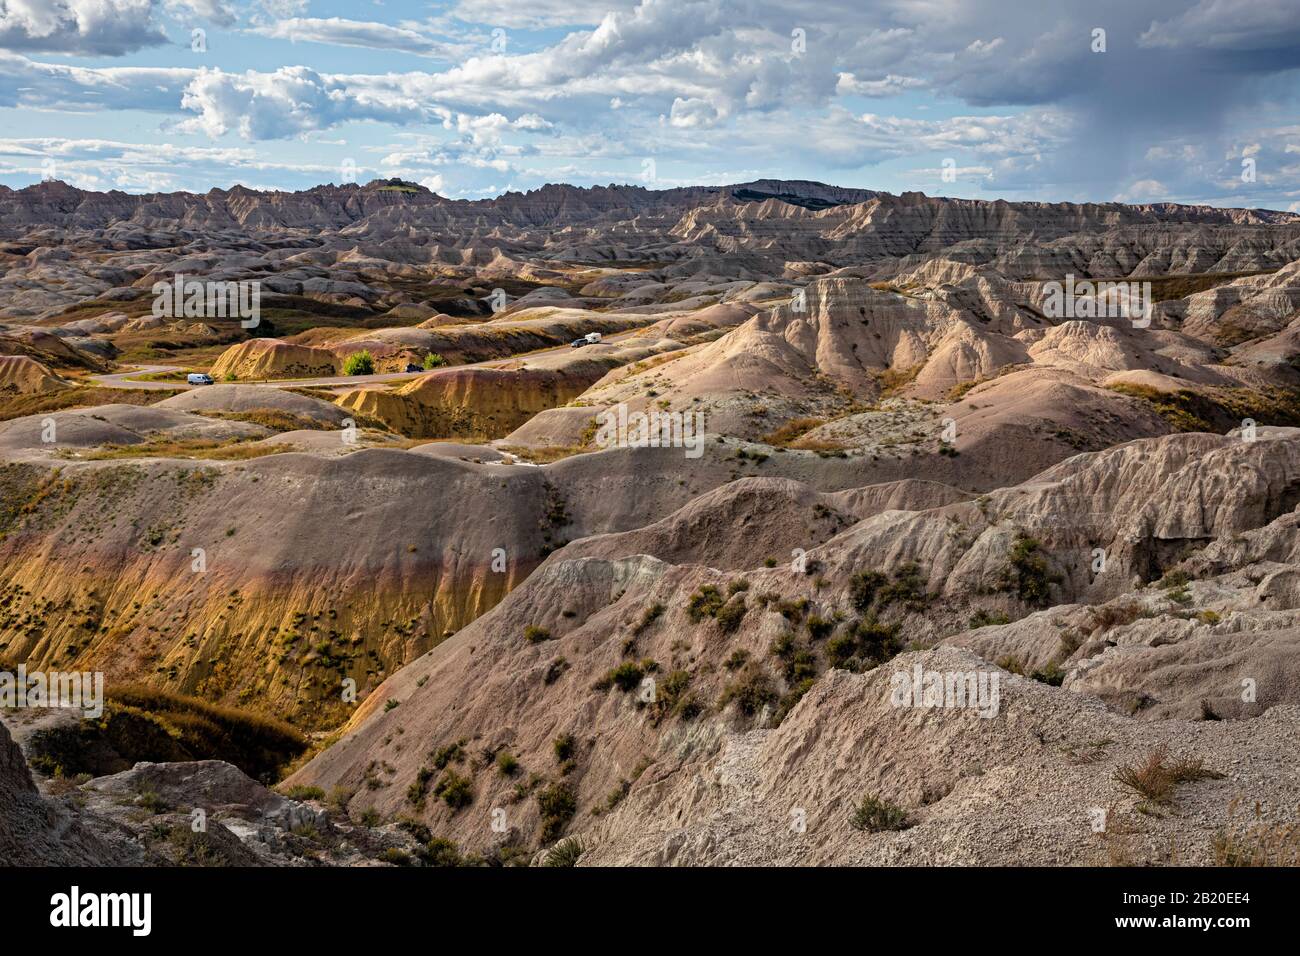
[0,0,166,55]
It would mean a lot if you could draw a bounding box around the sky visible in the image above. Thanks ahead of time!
[0,0,1297,208]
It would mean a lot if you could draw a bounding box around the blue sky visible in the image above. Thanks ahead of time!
[1,0,1298,208]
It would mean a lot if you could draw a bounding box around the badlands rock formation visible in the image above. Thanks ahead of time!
[0,718,137,865]
[209,340,339,380]
[282,432,1300,864]
[0,355,70,396]
[337,331,694,439]
[2,178,1300,867]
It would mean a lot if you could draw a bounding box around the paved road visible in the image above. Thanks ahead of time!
[88,331,643,393]
[89,364,433,391]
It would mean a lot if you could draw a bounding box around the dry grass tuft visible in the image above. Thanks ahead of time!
[875,363,924,397]
[1212,799,1300,866]
[1113,744,1224,805]
[1088,600,1146,633]
[761,417,825,447]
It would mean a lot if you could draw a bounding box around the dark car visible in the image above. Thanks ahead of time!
[570,338,588,348]
[404,363,423,373]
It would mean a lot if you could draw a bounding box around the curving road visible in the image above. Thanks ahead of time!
[88,331,645,393]
[88,364,429,392]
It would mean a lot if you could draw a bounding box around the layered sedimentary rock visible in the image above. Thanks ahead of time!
[286,432,1300,863]
[5,178,1299,326]
[0,355,71,395]
[337,332,686,439]
[209,339,338,380]
[4,177,1300,867]
[339,366,596,439]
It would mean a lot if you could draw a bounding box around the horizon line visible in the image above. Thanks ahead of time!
[4,177,1299,217]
